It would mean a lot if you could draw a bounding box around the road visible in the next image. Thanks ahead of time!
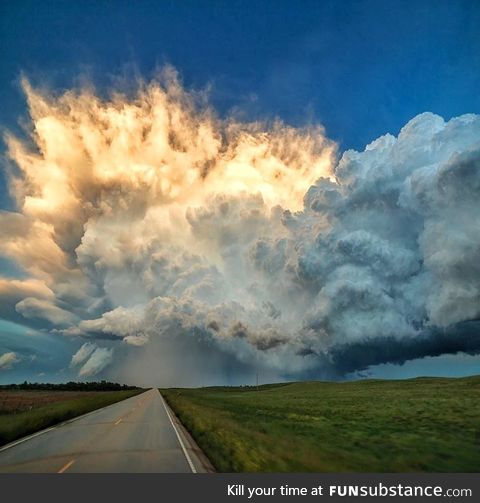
[0,389,195,473]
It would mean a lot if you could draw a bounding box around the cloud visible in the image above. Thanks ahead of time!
[70,342,113,377]
[1,70,480,383]
[0,277,54,326]
[15,297,77,326]
[70,342,96,367]
[0,351,20,370]
[78,306,145,340]
[78,346,114,377]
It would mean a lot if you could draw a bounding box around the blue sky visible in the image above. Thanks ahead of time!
[1,0,479,209]
[1,0,479,208]
[1,0,479,146]
[1,1,480,383]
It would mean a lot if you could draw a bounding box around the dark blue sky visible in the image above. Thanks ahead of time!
[1,0,479,146]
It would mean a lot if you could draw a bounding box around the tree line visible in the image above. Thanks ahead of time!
[0,381,142,391]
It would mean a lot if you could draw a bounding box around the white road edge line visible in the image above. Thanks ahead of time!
[58,458,75,473]
[158,391,197,473]
[0,426,56,452]
[0,389,150,453]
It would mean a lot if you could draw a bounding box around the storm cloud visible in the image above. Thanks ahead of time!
[1,71,479,383]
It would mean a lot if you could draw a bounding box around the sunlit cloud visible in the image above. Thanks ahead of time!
[1,67,480,384]
[0,351,20,370]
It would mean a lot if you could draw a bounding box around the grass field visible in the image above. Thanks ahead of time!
[161,377,480,472]
[0,389,143,446]
[0,390,104,414]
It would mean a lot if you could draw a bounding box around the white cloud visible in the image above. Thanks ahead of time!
[78,347,114,377]
[70,342,96,367]
[15,297,77,326]
[0,352,20,370]
[2,71,480,382]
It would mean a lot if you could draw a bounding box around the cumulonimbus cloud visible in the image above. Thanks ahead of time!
[1,68,480,383]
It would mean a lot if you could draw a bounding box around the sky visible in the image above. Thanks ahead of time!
[1,0,480,385]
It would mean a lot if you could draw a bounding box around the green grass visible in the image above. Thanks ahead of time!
[0,389,143,446]
[161,377,480,472]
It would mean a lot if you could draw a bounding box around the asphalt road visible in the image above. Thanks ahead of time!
[0,389,194,473]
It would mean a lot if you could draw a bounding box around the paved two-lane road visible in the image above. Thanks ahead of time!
[0,389,194,473]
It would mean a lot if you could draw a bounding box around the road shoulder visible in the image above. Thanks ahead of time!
[158,391,216,473]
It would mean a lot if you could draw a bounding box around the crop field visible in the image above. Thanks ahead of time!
[162,377,480,472]
[0,391,102,415]
[0,389,143,446]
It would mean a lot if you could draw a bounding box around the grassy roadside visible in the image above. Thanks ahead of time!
[0,389,144,446]
[161,377,480,472]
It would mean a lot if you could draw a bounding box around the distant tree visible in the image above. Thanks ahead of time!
[0,381,142,391]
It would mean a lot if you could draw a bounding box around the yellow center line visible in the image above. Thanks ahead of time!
[58,459,75,473]
[114,418,122,425]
